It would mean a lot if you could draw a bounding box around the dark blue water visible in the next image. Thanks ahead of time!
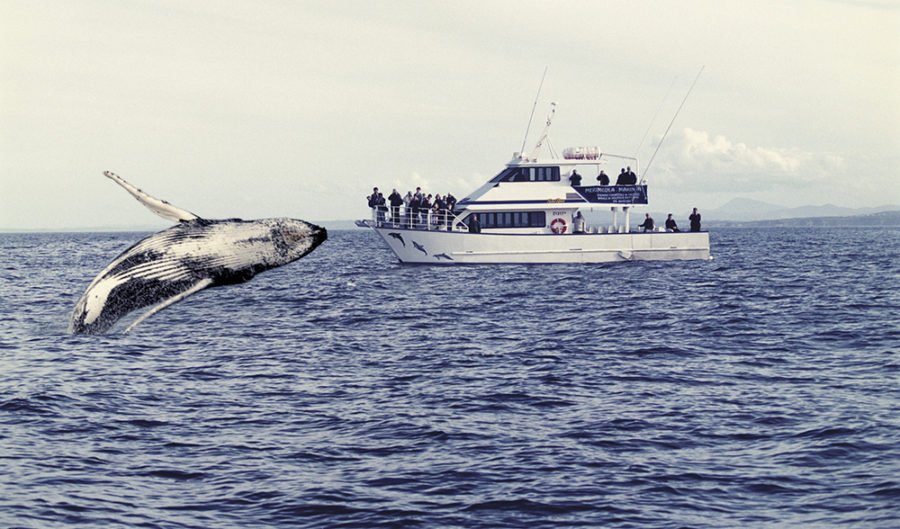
[1,228,898,528]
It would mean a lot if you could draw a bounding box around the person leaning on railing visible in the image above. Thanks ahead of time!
[596,170,610,185]
[403,191,413,227]
[367,187,386,226]
[388,188,403,226]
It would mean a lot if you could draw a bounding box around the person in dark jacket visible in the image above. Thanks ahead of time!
[626,166,637,184]
[367,187,379,208]
[596,170,610,185]
[444,193,457,231]
[434,194,447,230]
[468,213,481,233]
[569,170,582,186]
[616,168,628,185]
[375,192,387,226]
[419,194,432,228]
[665,213,679,232]
[639,213,654,232]
[388,189,403,226]
[411,188,422,228]
[367,187,383,224]
[689,208,702,232]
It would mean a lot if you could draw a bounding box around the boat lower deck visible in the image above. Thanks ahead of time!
[371,226,710,264]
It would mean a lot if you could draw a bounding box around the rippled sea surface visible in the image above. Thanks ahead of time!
[1,228,898,528]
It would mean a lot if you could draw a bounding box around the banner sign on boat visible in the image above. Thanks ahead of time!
[573,185,648,205]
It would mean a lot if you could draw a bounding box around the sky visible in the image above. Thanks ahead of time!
[2,0,898,230]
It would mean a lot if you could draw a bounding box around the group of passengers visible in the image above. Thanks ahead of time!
[567,208,703,234]
[638,208,702,233]
[569,167,639,186]
[366,187,458,229]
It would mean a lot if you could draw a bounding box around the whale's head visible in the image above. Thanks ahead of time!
[264,218,328,265]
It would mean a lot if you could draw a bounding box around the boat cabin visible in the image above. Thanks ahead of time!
[451,149,648,234]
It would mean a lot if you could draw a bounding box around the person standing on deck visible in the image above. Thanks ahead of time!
[375,192,387,226]
[420,194,432,228]
[639,213,654,232]
[388,189,403,226]
[569,169,582,186]
[411,188,422,228]
[573,211,586,234]
[468,214,481,233]
[403,191,413,227]
[367,187,380,224]
[434,194,449,231]
[597,170,610,185]
[445,193,457,231]
[689,208,702,232]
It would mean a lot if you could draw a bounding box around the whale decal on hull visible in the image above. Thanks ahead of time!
[69,172,327,334]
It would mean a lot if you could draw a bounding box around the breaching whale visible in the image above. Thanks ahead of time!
[69,171,327,334]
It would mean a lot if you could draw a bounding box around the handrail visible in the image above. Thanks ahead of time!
[370,206,468,231]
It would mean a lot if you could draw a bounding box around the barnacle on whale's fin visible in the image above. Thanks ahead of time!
[104,171,200,223]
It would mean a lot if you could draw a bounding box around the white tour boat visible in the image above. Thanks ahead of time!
[359,117,710,264]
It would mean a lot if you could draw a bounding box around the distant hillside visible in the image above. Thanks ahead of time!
[705,198,900,222]
[710,210,900,228]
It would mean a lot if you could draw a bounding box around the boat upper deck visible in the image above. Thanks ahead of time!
[457,150,648,211]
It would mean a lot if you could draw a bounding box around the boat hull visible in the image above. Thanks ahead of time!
[372,227,710,264]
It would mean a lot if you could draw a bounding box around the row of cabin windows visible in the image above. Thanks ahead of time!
[476,211,547,229]
[489,166,561,183]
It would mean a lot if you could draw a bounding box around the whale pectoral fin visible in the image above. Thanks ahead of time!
[104,171,200,223]
[123,278,214,334]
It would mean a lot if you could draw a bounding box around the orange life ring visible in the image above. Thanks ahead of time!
[550,217,568,234]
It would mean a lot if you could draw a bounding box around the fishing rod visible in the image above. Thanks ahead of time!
[519,66,549,157]
[634,75,679,158]
[642,65,704,183]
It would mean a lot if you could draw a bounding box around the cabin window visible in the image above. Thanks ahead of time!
[471,211,546,229]
[539,167,559,181]
[489,167,560,183]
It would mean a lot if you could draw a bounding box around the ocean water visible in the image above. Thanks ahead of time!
[1,228,898,528]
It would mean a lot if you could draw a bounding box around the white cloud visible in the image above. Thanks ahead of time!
[651,128,846,192]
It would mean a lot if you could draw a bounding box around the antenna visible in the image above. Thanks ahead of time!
[642,65,704,182]
[519,66,549,156]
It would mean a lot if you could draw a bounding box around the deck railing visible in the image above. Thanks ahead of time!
[369,207,468,231]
